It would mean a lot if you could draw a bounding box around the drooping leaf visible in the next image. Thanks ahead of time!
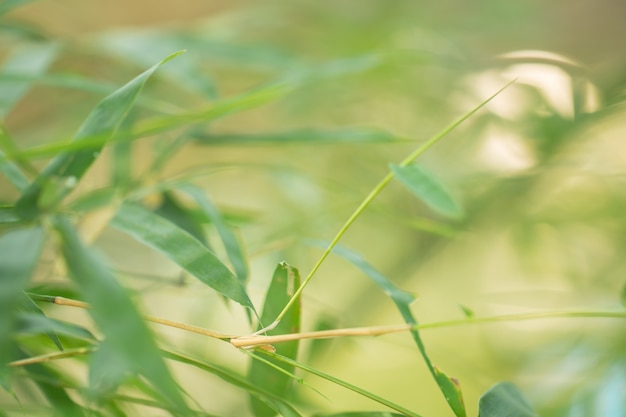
[53,216,190,414]
[110,201,255,311]
[0,226,44,373]
[163,350,303,417]
[14,50,185,221]
[180,184,248,283]
[20,292,63,350]
[153,191,209,246]
[249,261,301,417]
[390,163,464,219]
[193,127,397,145]
[478,382,538,417]
[0,41,59,118]
[326,242,466,417]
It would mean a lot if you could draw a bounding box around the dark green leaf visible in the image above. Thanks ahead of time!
[20,292,63,350]
[0,226,44,372]
[390,163,464,219]
[194,127,397,145]
[180,184,248,283]
[154,191,208,245]
[110,201,255,311]
[249,262,301,417]
[478,382,538,417]
[53,216,190,414]
[0,41,59,118]
[0,206,20,224]
[15,50,184,221]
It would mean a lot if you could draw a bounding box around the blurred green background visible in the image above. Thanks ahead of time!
[3,0,626,416]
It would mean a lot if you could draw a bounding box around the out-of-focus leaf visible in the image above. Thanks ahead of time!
[193,127,397,145]
[180,184,248,282]
[16,312,95,341]
[110,201,255,311]
[16,348,85,417]
[0,41,58,118]
[15,50,185,221]
[67,187,117,213]
[163,350,303,417]
[0,0,36,16]
[0,127,30,190]
[314,413,407,417]
[154,191,208,245]
[0,206,20,224]
[0,226,44,373]
[53,216,190,414]
[620,282,626,308]
[390,163,464,219]
[249,261,301,417]
[326,243,466,417]
[478,382,538,417]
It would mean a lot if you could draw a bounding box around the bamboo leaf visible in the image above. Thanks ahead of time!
[193,127,397,145]
[314,413,406,417]
[180,184,248,283]
[53,216,190,414]
[14,50,185,221]
[249,262,301,417]
[478,382,538,417]
[0,0,36,15]
[0,226,44,374]
[390,163,463,219]
[327,243,466,417]
[110,201,255,311]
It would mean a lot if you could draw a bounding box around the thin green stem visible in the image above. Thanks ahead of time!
[266,79,517,331]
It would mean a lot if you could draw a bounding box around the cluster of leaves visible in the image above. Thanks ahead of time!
[2,1,626,417]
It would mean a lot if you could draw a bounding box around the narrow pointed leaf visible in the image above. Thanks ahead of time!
[110,201,255,310]
[180,184,248,283]
[194,127,397,145]
[0,226,44,372]
[478,382,538,417]
[154,191,209,246]
[15,50,184,220]
[390,163,463,219]
[16,312,96,341]
[53,216,190,414]
[327,243,466,417]
[249,261,301,417]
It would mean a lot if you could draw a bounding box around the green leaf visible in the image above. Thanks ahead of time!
[0,206,20,224]
[53,216,190,414]
[478,382,538,417]
[110,201,255,311]
[180,184,248,283]
[14,50,185,221]
[163,350,303,417]
[193,127,397,145]
[620,282,626,308]
[20,292,63,350]
[16,312,96,342]
[327,243,466,417]
[154,191,209,246]
[390,163,464,219]
[249,262,301,417]
[0,226,44,372]
[0,41,59,118]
